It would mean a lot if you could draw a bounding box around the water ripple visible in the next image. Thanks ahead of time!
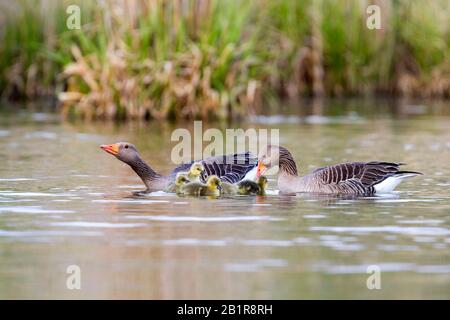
[50,221,146,228]
[313,262,450,274]
[92,199,170,204]
[0,230,102,237]
[224,259,287,272]
[0,206,74,214]
[0,191,75,197]
[311,226,450,236]
[125,215,283,222]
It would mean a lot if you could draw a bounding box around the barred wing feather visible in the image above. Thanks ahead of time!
[312,162,404,195]
[170,152,257,184]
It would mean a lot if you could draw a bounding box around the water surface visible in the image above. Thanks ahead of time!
[0,99,449,299]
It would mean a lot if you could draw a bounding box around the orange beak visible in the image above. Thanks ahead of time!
[256,161,267,179]
[100,143,119,156]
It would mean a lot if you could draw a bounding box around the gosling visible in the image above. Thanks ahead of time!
[174,173,191,194]
[187,162,205,182]
[165,162,204,193]
[165,172,190,193]
[221,176,268,196]
[180,175,222,197]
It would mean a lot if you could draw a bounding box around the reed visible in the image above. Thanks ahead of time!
[0,0,449,120]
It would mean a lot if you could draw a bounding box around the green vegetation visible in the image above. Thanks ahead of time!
[0,0,449,120]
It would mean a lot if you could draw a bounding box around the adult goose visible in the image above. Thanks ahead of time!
[100,142,257,192]
[256,145,421,196]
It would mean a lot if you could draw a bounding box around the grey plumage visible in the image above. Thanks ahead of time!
[101,142,256,192]
[308,162,420,195]
[260,145,421,196]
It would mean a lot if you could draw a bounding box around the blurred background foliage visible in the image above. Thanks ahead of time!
[0,0,449,120]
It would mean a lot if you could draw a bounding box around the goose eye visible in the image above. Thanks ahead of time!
[124,145,129,149]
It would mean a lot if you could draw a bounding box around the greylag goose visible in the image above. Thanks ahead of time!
[100,142,256,192]
[180,175,222,197]
[257,145,422,196]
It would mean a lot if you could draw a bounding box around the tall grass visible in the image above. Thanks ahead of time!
[0,0,449,120]
[57,0,260,120]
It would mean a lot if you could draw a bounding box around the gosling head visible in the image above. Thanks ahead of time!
[257,176,268,190]
[100,142,140,165]
[206,175,222,190]
[175,173,190,187]
[189,162,205,177]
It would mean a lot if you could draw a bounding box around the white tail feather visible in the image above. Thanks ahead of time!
[374,173,420,194]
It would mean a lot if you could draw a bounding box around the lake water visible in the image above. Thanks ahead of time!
[0,99,449,299]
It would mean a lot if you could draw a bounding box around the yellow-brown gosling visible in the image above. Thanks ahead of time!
[236,176,268,196]
[165,172,190,193]
[256,176,268,196]
[221,176,268,196]
[180,175,222,197]
[187,162,205,182]
[165,162,203,193]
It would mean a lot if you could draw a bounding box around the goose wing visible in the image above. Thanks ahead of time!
[170,152,257,184]
[311,161,404,195]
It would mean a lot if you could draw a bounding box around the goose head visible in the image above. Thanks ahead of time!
[257,145,297,177]
[257,144,280,178]
[100,142,140,165]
